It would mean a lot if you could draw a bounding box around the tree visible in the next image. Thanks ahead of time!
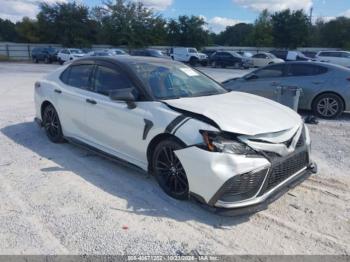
[36,2,97,47]
[252,9,273,47]
[319,17,350,49]
[271,9,309,49]
[166,15,210,48]
[16,17,39,43]
[216,23,254,46]
[0,18,18,42]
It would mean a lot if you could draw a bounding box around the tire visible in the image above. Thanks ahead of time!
[58,59,64,65]
[312,93,344,119]
[189,57,199,67]
[152,138,189,200]
[33,57,39,63]
[234,62,240,69]
[44,56,50,64]
[42,104,65,143]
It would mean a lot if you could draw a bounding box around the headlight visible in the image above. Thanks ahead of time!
[199,130,257,155]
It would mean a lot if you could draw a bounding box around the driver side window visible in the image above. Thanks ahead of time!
[93,66,133,96]
[255,64,285,78]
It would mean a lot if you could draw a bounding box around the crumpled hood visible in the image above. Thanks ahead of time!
[163,92,302,136]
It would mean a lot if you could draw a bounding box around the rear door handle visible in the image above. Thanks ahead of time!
[86,98,97,105]
[54,89,62,94]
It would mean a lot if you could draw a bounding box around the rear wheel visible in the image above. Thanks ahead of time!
[312,93,344,119]
[44,56,50,64]
[152,139,189,200]
[43,104,65,143]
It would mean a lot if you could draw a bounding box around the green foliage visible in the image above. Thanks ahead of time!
[252,10,273,47]
[271,9,310,48]
[0,18,18,42]
[216,23,254,46]
[1,1,350,50]
[167,15,210,48]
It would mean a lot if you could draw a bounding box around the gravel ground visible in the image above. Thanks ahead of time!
[0,62,349,255]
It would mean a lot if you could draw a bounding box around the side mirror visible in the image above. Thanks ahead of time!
[109,88,137,109]
[245,74,258,81]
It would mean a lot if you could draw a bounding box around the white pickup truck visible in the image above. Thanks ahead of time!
[170,47,208,66]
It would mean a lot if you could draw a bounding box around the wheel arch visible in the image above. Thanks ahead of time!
[146,133,186,173]
[311,91,346,110]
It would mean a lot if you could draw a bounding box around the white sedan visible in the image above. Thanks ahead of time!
[34,56,316,212]
[251,52,284,67]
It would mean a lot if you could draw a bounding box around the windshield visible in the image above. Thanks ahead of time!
[70,49,83,54]
[268,53,277,59]
[129,62,227,100]
[188,48,198,53]
[149,50,165,57]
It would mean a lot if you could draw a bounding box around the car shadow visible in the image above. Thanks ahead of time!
[1,121,259,227]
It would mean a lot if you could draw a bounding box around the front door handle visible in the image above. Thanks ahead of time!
[54,89,62,94]
[86,98,97,105]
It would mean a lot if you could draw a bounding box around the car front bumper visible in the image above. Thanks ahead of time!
[175,145,316,210]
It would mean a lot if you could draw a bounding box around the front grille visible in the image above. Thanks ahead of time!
[219,168,268,202]
[263,150,309,193]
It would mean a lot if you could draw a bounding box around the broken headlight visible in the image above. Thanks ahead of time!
[199,130,257,155]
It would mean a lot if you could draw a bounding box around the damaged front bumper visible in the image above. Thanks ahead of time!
[175,142,316,211]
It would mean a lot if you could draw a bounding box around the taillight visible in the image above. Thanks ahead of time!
[35,81,41,89]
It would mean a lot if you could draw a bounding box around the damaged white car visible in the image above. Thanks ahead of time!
[34,56,317,212]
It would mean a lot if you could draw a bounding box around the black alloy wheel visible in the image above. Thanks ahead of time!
[43,104,64,143]
[312,93,344,119]
[153,139,189,200]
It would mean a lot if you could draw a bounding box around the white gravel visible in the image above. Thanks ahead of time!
[0,62,349,255]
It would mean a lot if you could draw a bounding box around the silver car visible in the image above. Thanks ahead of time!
[223,61,350,118]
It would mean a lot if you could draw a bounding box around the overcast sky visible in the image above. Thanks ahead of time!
[1,0,349,32]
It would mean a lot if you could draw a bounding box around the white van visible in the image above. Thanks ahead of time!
[170,47,208,66]
[315,51,350,67]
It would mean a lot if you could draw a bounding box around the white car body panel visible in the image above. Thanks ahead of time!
[175,147,270,203]
[163,92,302,136]
[35,59,314,209]
[316,51,350,67]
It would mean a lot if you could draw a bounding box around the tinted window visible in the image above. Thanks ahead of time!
[341,52,350,58]
[94,66,132,96]
[67,65,93,89]
[253,54,266,58]
[288,64,328,76]
[255,64,285,78]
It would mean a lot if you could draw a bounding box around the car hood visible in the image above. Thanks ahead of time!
[163,92,302,136]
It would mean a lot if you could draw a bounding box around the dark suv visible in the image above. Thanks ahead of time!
[210,51,250,69]
[31,47,58,64]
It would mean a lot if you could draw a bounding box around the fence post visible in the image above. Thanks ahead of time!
[28,44,31,60]
[5,44,9,59]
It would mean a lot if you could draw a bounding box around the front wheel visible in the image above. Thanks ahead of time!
[152,139,189,200]
[312,93,344,119]
[189,57,199,67]
[43,104,65,143]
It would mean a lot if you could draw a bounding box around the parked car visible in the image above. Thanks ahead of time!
[315,51,350,68]
[201,49,217,59]
[223,61,350,118]
[301,51,317,59]
[237,51,253,58]
[57,48,85,65]
[34,56,316,211]
[108,48,129,56]
[130,49,169,59]
[251,52,284,67]
[210,51,252,69]
[170,47,208,66]
[88,50,114,57]
[271,50,312,61]
[31,47,58,64]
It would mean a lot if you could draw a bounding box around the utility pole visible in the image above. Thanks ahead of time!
[309,7,313,24]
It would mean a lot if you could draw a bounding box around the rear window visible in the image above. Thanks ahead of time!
[288,64,328,76]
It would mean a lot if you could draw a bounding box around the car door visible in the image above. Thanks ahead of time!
[55,63,95,140]
[238,64,287,100]
[84,62,148,166]
[282,63,329,109]
[252,54,267,67]
[339,52,350,67]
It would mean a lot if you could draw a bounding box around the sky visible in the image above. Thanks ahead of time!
[1,0,350,33]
